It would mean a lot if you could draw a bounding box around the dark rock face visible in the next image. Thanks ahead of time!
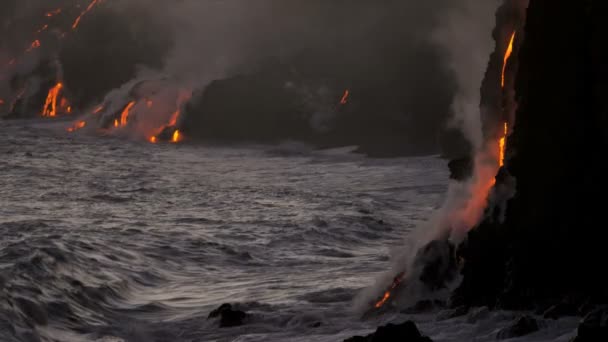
[208,303,248,328]
[455,0,608,311]
[344,321,433,342]
[573,308,608,342]
[414,240,457,291]
[496,316,539,339]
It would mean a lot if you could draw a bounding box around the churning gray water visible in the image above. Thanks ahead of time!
[0,120,579,342]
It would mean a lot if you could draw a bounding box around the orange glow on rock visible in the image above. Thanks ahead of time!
[149,136,158,144]
[499,122,508,167]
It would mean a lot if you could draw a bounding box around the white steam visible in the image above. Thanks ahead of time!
[354,0,501,312]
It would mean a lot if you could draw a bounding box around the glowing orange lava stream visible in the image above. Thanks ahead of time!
[501,31,516,88]
[72,0,103,30]
[374,272,405,309]
[42,83,64,117]
[67,121,86,132]
[120,101,136,127]
[499,122,508,167]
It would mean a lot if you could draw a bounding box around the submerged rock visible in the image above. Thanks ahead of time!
[208,303,248,328]
[344,321,432,342]
[573,308,608,342]
[496,316,539,339]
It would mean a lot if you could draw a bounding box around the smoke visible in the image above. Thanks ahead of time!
[354,0,503,312]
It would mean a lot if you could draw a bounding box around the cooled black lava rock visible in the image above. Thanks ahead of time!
[344,321,432,342]
[496,316,539,339]
[414,239,457,291]
[573,308,608,342]
[208,303,248,328]
[455,0,608,311]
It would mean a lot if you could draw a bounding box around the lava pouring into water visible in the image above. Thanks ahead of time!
[172,130,182,143]
[147,90,192,143]
[374,272,405,309]
[42,83,64,117]
[501,32,516,88]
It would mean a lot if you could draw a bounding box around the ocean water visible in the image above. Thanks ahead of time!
[0,120,579,342]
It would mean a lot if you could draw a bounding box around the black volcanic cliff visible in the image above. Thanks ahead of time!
[456,0,608,310]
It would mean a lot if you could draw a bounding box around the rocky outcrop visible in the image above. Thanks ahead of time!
[344,321,432,342]
[455,0,608,311]
[208,303,249,328]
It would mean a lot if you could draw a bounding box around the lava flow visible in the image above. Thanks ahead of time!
[67,121,86,132]
[119,101,137,127]
[340,89,350,105]
[148,91,192,144]
[374,272,405,309]
[42,83,65,117]
[501,31,516,88]
[172,130,182,143]
[499,122,508,167]
[25,40,41,53]
[72,0,103,30]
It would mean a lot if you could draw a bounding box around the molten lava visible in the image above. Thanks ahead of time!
[340,89,350,105]
[42,83,64,117]
[67,121,86,132]
[45,9,62,17]
[374,272,405,309]
[499,122,508,167]
[37,24,49,34]
[92,105,104,114]
[501,31,516,88]
[148,90,192,143]
[72,0,103,30]
[172,130,182,143]
[120,101,136,127]
[26,40,41,53]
